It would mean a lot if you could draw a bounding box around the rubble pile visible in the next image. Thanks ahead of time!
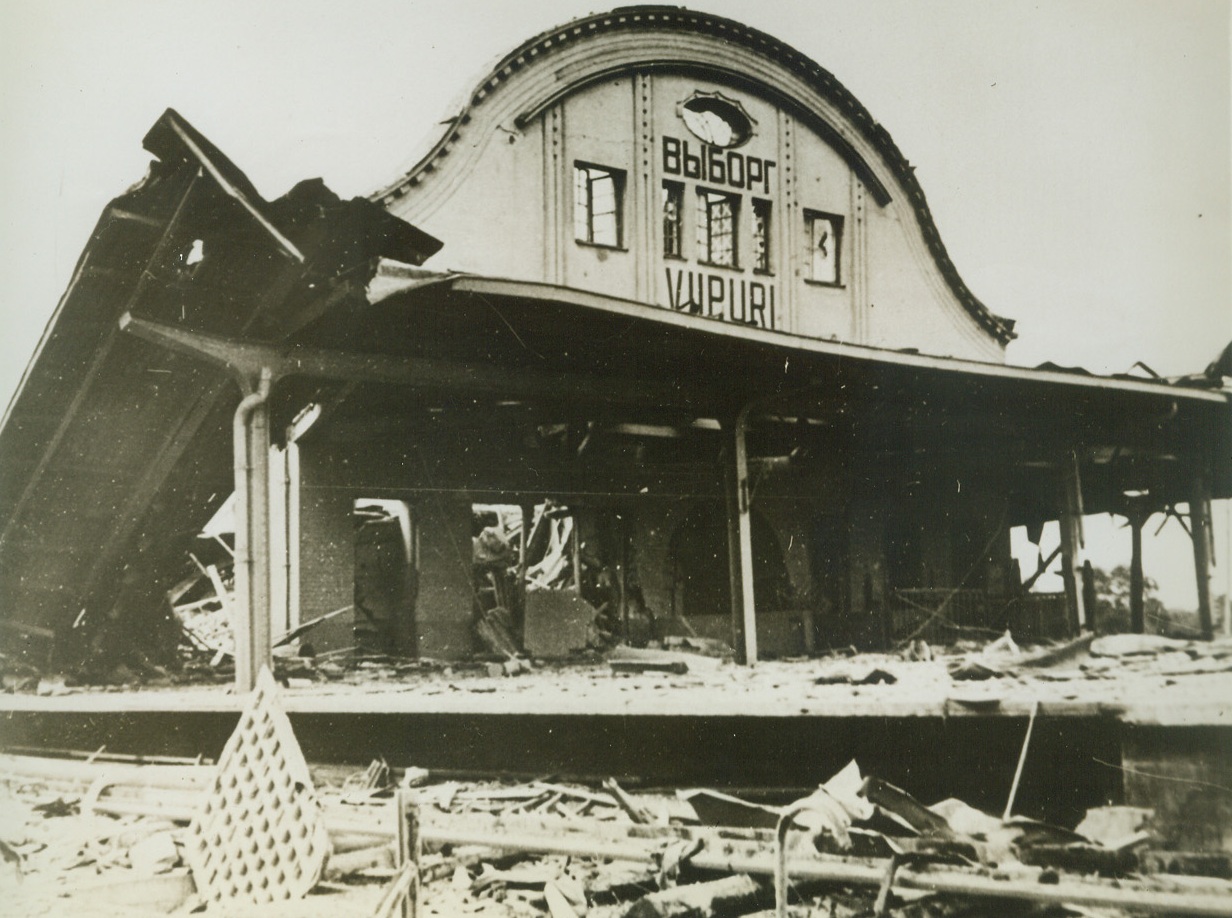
[9,611,1232,699]
[3,748,1231,917]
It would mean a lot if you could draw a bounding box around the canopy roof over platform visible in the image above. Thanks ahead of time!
[301,265,1230,525]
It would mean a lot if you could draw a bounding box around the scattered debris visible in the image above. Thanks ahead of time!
[624,873,763,917]
[3,750,1232,916]
[814,664,899,685]
[611,659,689,676]
[1090,634,1196,657]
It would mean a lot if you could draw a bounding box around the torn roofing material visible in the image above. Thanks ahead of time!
[0,109,440,652]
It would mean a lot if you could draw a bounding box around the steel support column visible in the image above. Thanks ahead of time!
[1058,452,1088,635]
[724,406,758,665]
[1190,472,1214,641]
[1125,497,1152,635]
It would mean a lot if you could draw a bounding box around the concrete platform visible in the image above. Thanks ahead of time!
[2,657,1229,832]
[2,657,1229,724]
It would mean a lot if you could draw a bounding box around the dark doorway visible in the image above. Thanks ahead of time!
[353,500,415,655]
[669,502,791,634]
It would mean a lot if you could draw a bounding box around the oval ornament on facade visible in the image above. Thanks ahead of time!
[680,92,755,148]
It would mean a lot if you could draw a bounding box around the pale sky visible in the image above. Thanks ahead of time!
[1,0,1229,609]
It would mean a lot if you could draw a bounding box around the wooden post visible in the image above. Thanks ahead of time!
[616,512,629,644]
[379,789,419,918]
[1190,472,1214,641]
[571,509,583,594]
[1057,452,1088,635]
[1130,515,1145,634]
[1126,498,1151,635]
[724,407,758,665]
[516,502,533,637]
[232,368,274,694]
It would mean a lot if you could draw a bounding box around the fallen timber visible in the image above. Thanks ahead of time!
[53,798,1232,915]
[3,754,1230,916]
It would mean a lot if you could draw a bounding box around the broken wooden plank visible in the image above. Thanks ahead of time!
[56,868,197,911]
[475,607,521,657]
[611,660,688,676]
[372,859,419,918]
[603,778,653,824]
[859,777,956,838]
[624,874,764,918]
[273,603,354,648]
[323,843,394,880]
[1016,842,1138,877]
[680,789,782,830]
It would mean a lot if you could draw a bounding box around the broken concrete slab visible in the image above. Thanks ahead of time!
[128,829,180,875]
[523,592,599,657]
[1090,634,1194,657]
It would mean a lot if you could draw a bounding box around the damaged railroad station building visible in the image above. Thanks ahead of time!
[2,4,1231,873]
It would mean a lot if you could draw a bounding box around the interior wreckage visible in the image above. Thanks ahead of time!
[0,102,1229,900]
[0,108,1226,683]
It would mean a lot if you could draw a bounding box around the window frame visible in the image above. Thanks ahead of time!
[696,186,741,269]
[662,180,685,260]
[751,197,773,275]
[574,162,626,250]
[803,209,844,287]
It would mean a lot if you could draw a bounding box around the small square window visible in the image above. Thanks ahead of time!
[697,188,739,267]
[806,210,843,284]
[574,163,624,248]
[662,181,684,258]
[752,198,772,274]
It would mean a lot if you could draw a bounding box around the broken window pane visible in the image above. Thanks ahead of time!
[697,188,738,267]
[574,163,624,247]
[806,210,842,284]
[662,181,684,258]
[752,198,771,273]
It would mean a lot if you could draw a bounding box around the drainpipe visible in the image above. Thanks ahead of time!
[283,440,299,638]
[232,367,273,693]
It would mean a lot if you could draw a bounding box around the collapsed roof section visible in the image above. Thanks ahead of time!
[0,110,440,650]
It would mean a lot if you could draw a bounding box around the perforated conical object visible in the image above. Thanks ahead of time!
[187,667,331,903]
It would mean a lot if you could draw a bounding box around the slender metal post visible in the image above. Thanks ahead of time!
[391,789,419,918]
[724,406,758,665]
[1003,699,1040,820]
[1057,452,1087,634]
[1128,502,1147,634]
[1190,472,1214,641]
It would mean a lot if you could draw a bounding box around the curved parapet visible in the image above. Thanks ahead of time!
[373,6,1014,357]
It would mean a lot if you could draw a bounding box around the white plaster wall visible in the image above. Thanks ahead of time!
[381,38,1008,360]
[388,118,547,281]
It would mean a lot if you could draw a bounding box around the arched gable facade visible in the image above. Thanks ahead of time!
[375,7,1014,360]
